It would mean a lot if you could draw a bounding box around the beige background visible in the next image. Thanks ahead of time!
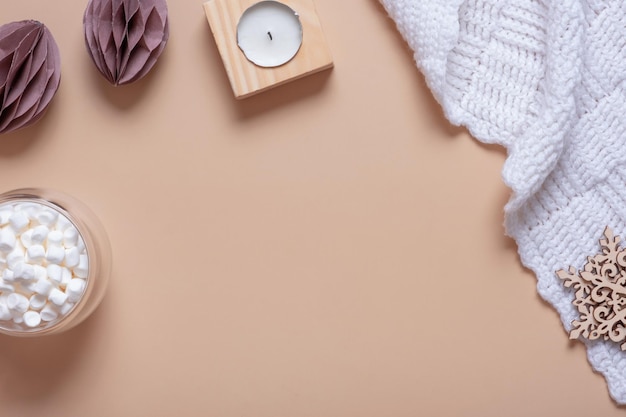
[0,0,622,416]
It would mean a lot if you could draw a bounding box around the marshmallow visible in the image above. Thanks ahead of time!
[26,245,45,263]
[47,264,62,284]
[74,254,89,278]
[6,248,24,270]
[59,302,74,315]
[65,247,80,268]
[40,305,58,322]
[76,237,86,253]
[2,269,14,283]
[13,263,35,281]
[63,227,79,248]
[31,225,49,244]
[46,245,65,264]
[48,288,68,306]
[36,209,58,226]
[12,314,23,324]
[47,230,63,246]
[34,279,53,296]
[18,203,40,220]
[7,293,29,313]
[23,311,41,328]
[19,229,33,248]
[0,228,16,253]
[67,279,86,303]
[33,265,47,281]
[0,210,12,226]
[61,267,72,287]
[29,294,47,310]
[0,303,11,320]
[8,211,29,232]
[0,280,14,292]
[55,214,72,232]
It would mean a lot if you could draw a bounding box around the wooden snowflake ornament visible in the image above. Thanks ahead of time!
[557,227,626,349]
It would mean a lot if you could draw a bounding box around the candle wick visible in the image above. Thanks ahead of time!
[267,31,273,41]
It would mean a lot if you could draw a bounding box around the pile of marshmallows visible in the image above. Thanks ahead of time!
[0,201,88,329]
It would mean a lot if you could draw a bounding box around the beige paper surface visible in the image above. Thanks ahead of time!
[0,0,621,416]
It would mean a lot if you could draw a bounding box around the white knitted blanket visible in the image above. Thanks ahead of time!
[380,0,626,403]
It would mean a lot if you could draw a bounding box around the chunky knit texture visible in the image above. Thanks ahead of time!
[380,0,626,404]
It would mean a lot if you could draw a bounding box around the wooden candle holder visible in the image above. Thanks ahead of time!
[203,0,333,99]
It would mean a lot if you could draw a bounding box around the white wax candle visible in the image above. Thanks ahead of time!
[237,1,303,68]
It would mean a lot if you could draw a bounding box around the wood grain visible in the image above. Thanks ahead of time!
[203,0,334,99]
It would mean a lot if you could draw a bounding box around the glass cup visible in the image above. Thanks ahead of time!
[0,188,111,336]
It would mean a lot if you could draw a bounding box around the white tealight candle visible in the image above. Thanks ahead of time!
[236,1,303,68]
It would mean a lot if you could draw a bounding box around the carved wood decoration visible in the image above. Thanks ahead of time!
[557,227,626,350]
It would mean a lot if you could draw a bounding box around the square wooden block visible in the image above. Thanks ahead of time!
[203,0,333,99]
